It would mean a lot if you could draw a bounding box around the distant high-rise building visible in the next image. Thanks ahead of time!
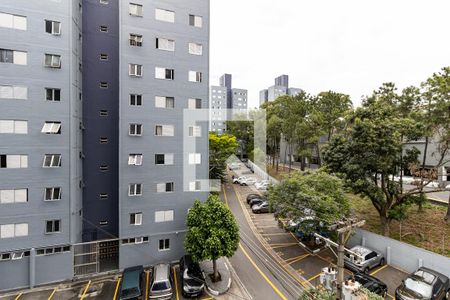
[259,75,302,105]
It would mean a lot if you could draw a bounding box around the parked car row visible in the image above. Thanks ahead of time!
[119,255,205,300]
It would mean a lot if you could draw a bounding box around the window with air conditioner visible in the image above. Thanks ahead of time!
[156,37,175,51]
[42,154,61,168]
[41,121,61,134]
[189,71,202,83]
[155,67,174,80]
[128,154,143,166]
[0,155,28,169]
[0,13,27,30]
[154,96,174,109]
[0,189,28,204]
[129,64,143,77]
[44,54,61,68]
[0,120,27,134]
[129,183,142,196]
[45,20,61,35]
[188,43,203,55]
[130,213,142,225]
[155,8,175,23]
[129,34,143,46]
[44,187,61,201]
[129,3,143,17]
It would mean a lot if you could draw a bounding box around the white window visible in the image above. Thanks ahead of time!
[44,54,61,68]
[130,94,142,106]
[188,71,202,83]
[99,0,109,4]
[188,153,201,165]
[155,8,175,23]
[129,183,142,196]
[188,43,203,55]
[159,239,170,251]
[189,14,202,28]
[129,64,142,77]
[0,120,27,134]
[45,187,61,201]
[130,213,142,225]
[155,125,174,136]
[0,189,28,204]
[0,155,28,169]
[128,154,143,166]
[129,34,143,46]
[188,126,201,137]
[42,154,61,168]
[155,67,174,80]
[0,85,27,100]
[41,121,61,134]
[156,38,175,51]
[155,153,174,165]
[156,182,174,193]
[188,98,202,109]
[45,220,60,233]
[0,49,27,65]
[0,223,28,238]
[0,13,27,30]
[46,88,61,101]
[129,3,143,17]
[189,181,201,191]
[129,124,142,136]
[155,96,174,109]
[155,210,174,223]
[45,20,61,35]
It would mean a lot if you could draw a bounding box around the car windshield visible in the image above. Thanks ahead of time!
[404,277,432,298]
[152,281,169,291]
[121,287,139,297]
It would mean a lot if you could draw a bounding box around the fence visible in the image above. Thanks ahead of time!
[247,160,279,184]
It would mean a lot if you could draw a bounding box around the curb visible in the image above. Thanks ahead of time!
[203,259,232,296]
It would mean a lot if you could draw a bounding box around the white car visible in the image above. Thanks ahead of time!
[256,182,270,190]
[233,176,246,184]
[228,162,240,170]
[240,177,257,186]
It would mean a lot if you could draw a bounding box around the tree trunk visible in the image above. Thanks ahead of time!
[446,192,450,224]
[380,215,391,237]
[288,143,292,173]
[212,259,219,282]
[316,142,322,167]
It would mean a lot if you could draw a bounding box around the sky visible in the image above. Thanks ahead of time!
[210,0,450,108]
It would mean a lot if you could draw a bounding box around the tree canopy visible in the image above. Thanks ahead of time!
[209,132,239,182]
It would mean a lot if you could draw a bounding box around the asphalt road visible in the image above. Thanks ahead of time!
[222,181,305,300]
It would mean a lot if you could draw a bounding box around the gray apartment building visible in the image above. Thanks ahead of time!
[210,73,247,133]
[0,0,209,292]
[259,74,302,106]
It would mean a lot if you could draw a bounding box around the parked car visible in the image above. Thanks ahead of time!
[149,263,173,300]
[179,255,205,298]
[286,216,315,232]
[119,265,144,300]
[349,272,388,297]
[256,182,270,190]
[246,193,262,204]
[249,197,266,207]
[344,246,384,273]
[255,180,269,188]
[233,176,246,184]
[294,218,330,243]
[252,201,270,214]
[240,177,257,186]
[396,267,450,300]
[228,162,240,170]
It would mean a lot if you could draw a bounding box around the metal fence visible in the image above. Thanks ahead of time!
[73,239,119,277]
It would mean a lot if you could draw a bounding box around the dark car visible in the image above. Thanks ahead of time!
[180,255,205,298]
[252,201,270,214]
[349,272,388,297]
[249,197,265,207]
[294,218,330,242]
[119,265,144,300]
[396,267,450,300]
[246,193,261,204]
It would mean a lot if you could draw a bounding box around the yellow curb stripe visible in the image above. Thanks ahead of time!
[303,273,321,285]
[113,278,121,300]
[287,254,310,265]
[260,233,292,236]
[173,266,180,300]
[80,280,91,300]
[370,264,388,276]
[145,271,150,300]
[14,293,22,300]
[48,288,57,300]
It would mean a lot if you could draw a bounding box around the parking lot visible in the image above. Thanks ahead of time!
[0,266,214,300]
[231,166,409,299]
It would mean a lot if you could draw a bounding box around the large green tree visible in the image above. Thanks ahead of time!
[209,133,239,182]
[184,195,239,282]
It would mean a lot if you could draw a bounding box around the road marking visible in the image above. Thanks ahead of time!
[173,266,180,300]
[14,293,22,300]
[145,270,150,300]
[48,288,57,300]
[80,280,91,300]
[239,243,288,300]
[260,233,292,236]
[223,185,229,207]
[387,293,394,299]
[256,225,279,228]
[287,254,310,265]
[270,243,298,249]
[303,273,321,285]
[113,278,121,300]
[370,264,388,276]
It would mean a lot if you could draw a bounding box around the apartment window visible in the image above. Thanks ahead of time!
[155,153,174,165]
[45,20,61,35]
[100,53,108,61]
[0,189,28,204]
[156,38,175,51]
[154,96,174,109]
[130,213,142,225]
[99,0,109,4]
[0,13,27,30]
[129,124,142,136]
[188,126,201,137]
[155,67,174,80]
[129,64,142,77]
[155,210,174,223]
[129,94,142,106]
[188,98,202,109]
[155,125,174,136]
[41,121,61,134]
[188,43,203,55]
[42,154,61,168]
[159,239,170,251]
[155,8,175,23]
[100,165,109,172]
[129,3,143,17]
[189,181,201,191]
[129,34,143,46]
[100,82,108,89]
[99,221,108,226]
[0,120,27,134]
[0,49,27,65]
[100,110,108,116]
[0,223,28,238]
[99,137,108,144]
[44,187,61,201]
[188,153,201,165]
[99,193,108,200]
[189,15,202,28]
[129,183,142,196]
[157,182,174,193]
[0,85,27,99]
[44,54,61,68]
[128,154,143,166]
[0,155,28,169]
[46,88,61,101]
[189,71,202,83]
[122,236,149,245]
[45,220,61,233]
[100,25,108,32]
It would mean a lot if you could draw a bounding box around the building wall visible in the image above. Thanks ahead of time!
[268,85,287,101]
[210,86,227,133]
[259,89,268,107]
[231,88,248,115]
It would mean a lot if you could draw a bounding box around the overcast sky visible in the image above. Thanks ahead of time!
[210,0,450,108]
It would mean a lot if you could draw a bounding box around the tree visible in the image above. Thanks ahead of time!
[225,113,254,160]
[184,194,240,282]
[209,133,239,182]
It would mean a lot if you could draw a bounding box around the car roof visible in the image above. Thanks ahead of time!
[350,246,375,256]
[416,267,448,283]
[122,266,143,289]
[354,272,386,286]
[154,264,170,281]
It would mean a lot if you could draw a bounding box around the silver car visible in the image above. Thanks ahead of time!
[149,263,173,299]
[344,246,385,273]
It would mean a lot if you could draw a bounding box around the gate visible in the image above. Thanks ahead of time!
[73,239,119,277]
